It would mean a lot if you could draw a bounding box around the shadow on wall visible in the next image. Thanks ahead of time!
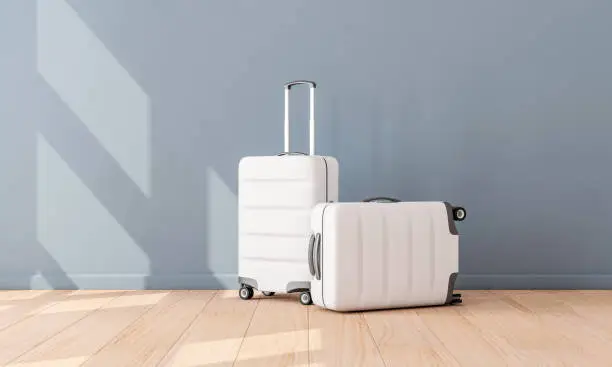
[2,0,464,291]
[0,0,243,290]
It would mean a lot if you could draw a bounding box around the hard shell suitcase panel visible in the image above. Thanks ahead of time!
[309,201,463,312]
[238,156,338,293]
[239,155,329,182]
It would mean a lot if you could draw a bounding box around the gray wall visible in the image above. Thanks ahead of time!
[2,0,611,290]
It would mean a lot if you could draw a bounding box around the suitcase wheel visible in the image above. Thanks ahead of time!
[451,293,462,305]
[453,207,466,221]
[262,291,275,297]
[239,286,254,300]
[299,291,313,305]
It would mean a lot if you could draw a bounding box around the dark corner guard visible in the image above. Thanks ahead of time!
[443,202,459,235]
[445,272,461,305]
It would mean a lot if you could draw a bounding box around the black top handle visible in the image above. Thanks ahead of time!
[284,80,317,90]
[362,197,401,203]
[277,152,308,156]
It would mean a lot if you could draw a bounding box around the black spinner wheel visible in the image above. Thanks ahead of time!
[453,207,466,221]
[299,291,313,305]
[239,286,254,300]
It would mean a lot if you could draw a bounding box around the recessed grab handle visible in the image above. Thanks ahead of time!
[362,197,401,203]
[314,233,321,280]
[308,234,316,276]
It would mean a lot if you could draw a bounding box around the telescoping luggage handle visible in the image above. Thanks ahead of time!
[283,80,317,155]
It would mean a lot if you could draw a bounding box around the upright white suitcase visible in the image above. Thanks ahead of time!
[307,197,466,311]
[238,80,339,305]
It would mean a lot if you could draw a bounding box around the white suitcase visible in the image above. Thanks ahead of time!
[307,197,466,311]
[237,80,339,305]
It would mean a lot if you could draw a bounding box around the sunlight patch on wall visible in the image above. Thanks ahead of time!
[36,0,151,197]
[36,134,150,288]
[29,271,53,290]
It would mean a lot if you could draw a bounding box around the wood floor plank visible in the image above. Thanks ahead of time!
[0,290,75,331]
[8,291,170,366]
[507,292,612,366]
[451,291,587,366]
[364,308,460,366]
[3,356,90,367]
[415,301,510,367]
[0,290,51,301]
[233,294,309,367]
[0,290,124,365]
[308,306,385,367]
[557,291,612,332]
[159,290,259,367]
[81,290,216,367]
[1,289,611,367]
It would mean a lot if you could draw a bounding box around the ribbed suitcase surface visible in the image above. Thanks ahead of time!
[309,201,461,311]
[238,155,338,293]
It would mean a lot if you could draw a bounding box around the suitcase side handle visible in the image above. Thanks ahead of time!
[314,233,322,280]
[308,233,322,280]
[283,80,316,155]
[362,197,401,203]
[308,233,316,277]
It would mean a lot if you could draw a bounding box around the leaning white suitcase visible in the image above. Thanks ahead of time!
[307,197,466,311]
[237,80,339,305]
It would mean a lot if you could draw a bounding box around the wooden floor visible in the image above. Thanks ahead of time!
[0,290,611,367]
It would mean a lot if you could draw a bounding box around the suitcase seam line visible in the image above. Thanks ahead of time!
[320,156,328,309]
[320,203,330,310]
[320,156,329,202]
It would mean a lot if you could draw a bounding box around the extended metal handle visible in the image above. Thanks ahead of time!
[283,80,316,155]
[362,197,401,203]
